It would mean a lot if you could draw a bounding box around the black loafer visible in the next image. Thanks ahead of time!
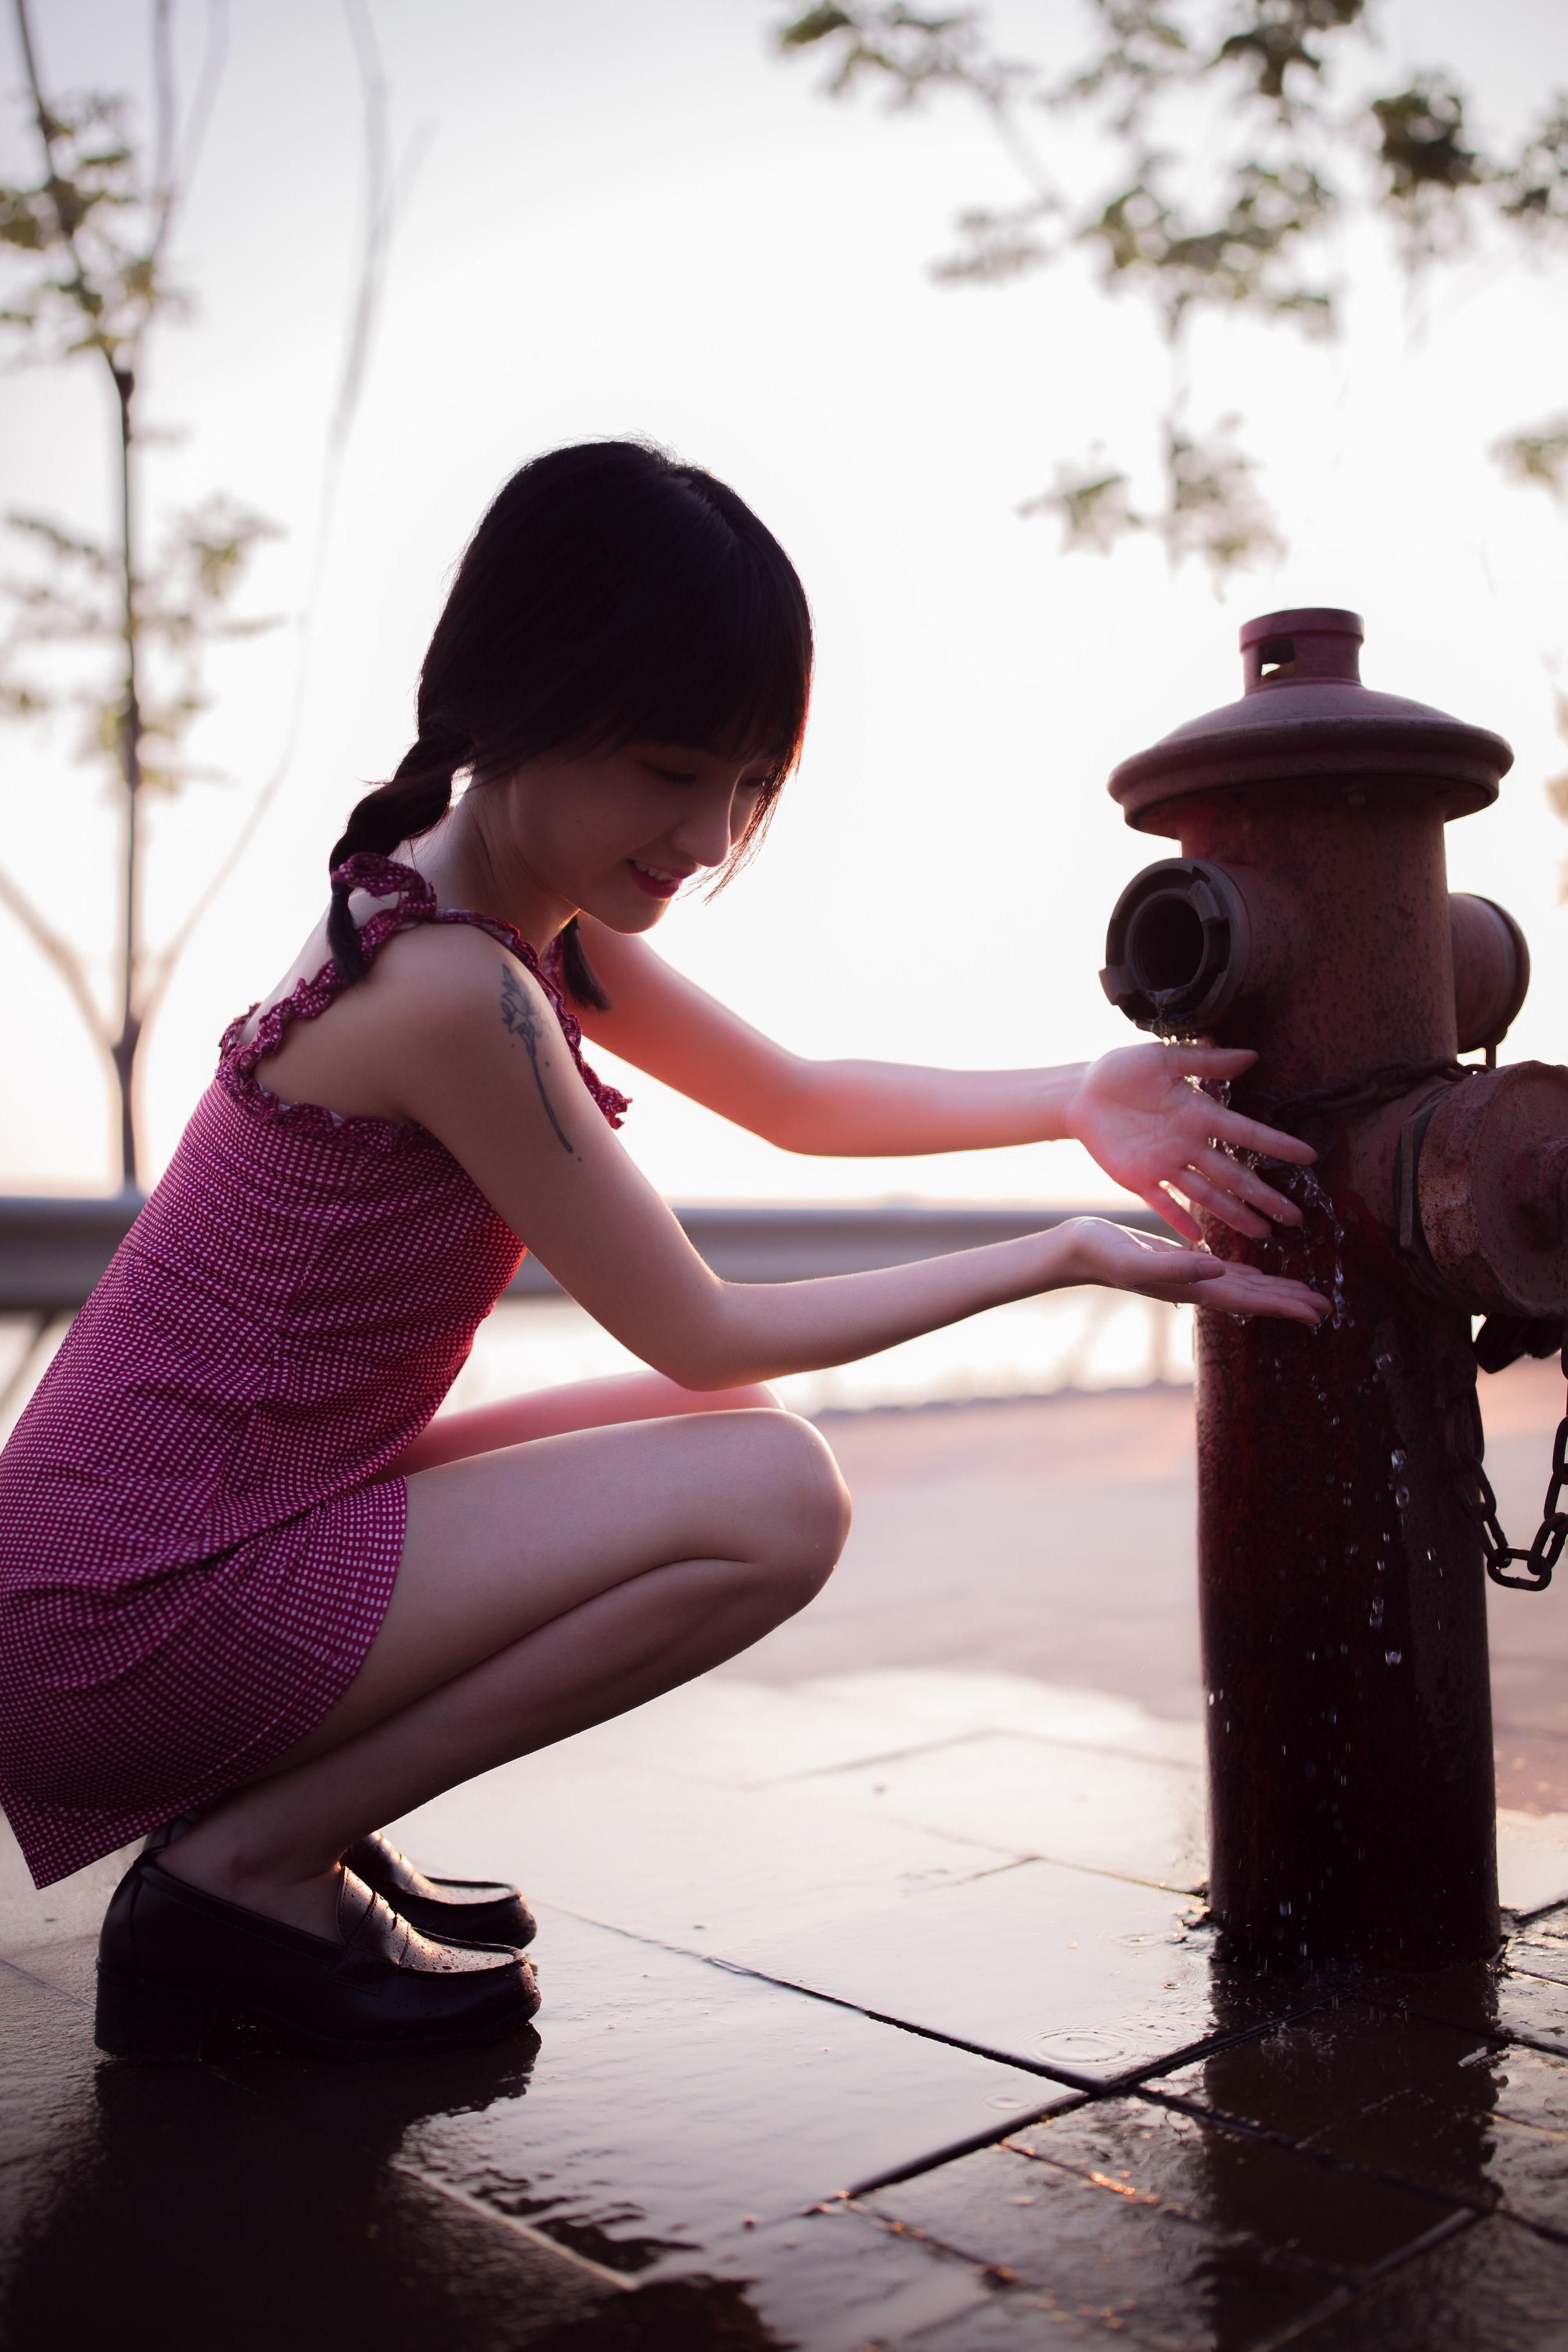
[344,1832,537,1950]
[95,1855,539,2063]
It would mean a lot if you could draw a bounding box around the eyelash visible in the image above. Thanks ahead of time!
[650,768,769,792]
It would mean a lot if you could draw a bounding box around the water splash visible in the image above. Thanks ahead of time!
[1148,989,1207,1046]
[1293,1167,1349,1328]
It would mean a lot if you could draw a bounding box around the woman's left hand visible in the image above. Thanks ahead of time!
[1065,1044,1314,1244]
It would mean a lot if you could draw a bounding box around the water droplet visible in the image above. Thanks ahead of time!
[1394,1484,1411,1509]
[1385,1649,1403,1666]
[1369,1597,1385,1627]
[1390,1448,1407,1471]
[1375,1352,1393,1372]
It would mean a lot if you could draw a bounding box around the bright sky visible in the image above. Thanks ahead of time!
[2,0,1566,1209]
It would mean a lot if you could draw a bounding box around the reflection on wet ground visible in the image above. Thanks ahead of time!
[5,1379,1568,2347]
[7,1878,1568,2347]
[7,1670,1568,2348]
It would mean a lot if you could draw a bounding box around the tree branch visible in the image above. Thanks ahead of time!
[9,0,105,356]
[149,0,231,272]
[0,860,110,1050]
[139,0,420,1026]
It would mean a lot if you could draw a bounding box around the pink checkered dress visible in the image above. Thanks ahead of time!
[0,857,628,1887]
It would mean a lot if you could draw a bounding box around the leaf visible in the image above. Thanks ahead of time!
[778,4,857,45]
[1210,0,1366,110]
[931,196,1059,284]
[1161,415,1286,581]
[1017,454,1145,553]
[774,4,1030,110]
[1079,161,1335,331]
[1495,100,1568,242]
[1491,416,1568,501]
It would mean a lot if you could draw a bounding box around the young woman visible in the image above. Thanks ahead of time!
[0,442,1325,2062]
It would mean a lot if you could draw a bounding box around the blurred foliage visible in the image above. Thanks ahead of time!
[1494,415,1568,502]
[0,0,279,1182]
[775,1,1568,582]
[0,498,279,794]
[1545,689,1568,898]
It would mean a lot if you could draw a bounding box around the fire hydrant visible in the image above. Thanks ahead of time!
[1100,607,1568,1969]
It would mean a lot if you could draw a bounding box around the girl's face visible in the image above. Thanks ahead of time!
[491,740,776,936]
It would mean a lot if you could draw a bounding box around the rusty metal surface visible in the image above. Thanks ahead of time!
[1450,894,1531,1055]
[1104,606,1526,1969]
[1416,1064,1568,1318]
[1109,607,1512,830]
[1197,1173,1499,1968]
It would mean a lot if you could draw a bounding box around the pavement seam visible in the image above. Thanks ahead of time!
[387,2159,633,2293]
[836,2096,1094,2201]
[773,1723,1205,1786]
[1132,2073,1483,2221]
[1239,2207,1484,2352]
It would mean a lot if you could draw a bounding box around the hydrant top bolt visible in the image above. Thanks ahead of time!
[1110,605,1513,833]
[1240,607,1364,694]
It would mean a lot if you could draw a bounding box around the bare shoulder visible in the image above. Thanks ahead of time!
[251,917,548,1125]
[364,915,524,1015]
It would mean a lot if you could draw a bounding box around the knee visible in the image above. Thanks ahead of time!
[751,1412,851,1612]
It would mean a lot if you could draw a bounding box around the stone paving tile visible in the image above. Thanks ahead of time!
[397,1906,1076,2270]
[784,1729,1205,1891]
[1508,1900,1568,1985]
[569,2206,1000,2352]
[385,1750,1017,1957]
[534,1675,954,1792]
[1002,2101,1459,2278]
[0,1955,617,2351]
[720,1855,1317,2089]
[838,2094,1459,2351]
[1145,1997,1568,2240]
[793,1670,1207,1770]
[1279,2212,1568,2351]
[1360,1952,1568,2064]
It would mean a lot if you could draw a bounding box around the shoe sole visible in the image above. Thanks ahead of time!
[93,1963,541,2065]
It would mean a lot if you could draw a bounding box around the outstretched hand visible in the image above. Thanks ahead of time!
[1065,1044,1314,1245]
[1061,1217,1329,1326]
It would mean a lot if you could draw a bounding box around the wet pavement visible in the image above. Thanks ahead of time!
[5,1367,1568,2347]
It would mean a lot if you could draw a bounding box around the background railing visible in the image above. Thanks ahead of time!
[0,1194,1179,1423]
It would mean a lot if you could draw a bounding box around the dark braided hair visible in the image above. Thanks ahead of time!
[328,440,814,1004]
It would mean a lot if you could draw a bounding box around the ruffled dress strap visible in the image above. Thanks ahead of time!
[218,854,629,1142]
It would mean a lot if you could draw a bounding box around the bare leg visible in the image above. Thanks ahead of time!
[157,1408,849,1939]
[385,1368,781,1475]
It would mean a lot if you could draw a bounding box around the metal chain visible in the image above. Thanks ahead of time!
[1251,1056,1475,1134]
[1443,1367,1568,1594]
[1242,1052,1565,1591]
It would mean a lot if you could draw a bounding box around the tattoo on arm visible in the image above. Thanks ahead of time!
[499,966,578,1157]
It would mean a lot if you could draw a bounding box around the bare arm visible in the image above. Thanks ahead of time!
[575,920,1318,1243]
[375,932,1327,1391]
[575,919,1078,1155]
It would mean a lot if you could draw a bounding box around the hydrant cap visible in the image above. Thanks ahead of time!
[1109,605,1514,833]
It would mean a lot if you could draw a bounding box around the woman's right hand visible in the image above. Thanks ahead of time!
[1058,1217,1329,1327]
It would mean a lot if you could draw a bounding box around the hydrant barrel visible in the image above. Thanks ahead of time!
[1103,609,1524,1969]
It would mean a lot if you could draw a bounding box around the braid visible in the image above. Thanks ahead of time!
[559,916,610,1012]
[328,722,470,981]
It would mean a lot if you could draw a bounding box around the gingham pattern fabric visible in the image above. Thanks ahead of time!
[0,858,629,1887]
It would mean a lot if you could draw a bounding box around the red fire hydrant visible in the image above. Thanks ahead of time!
[1100,608,1568,1969]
